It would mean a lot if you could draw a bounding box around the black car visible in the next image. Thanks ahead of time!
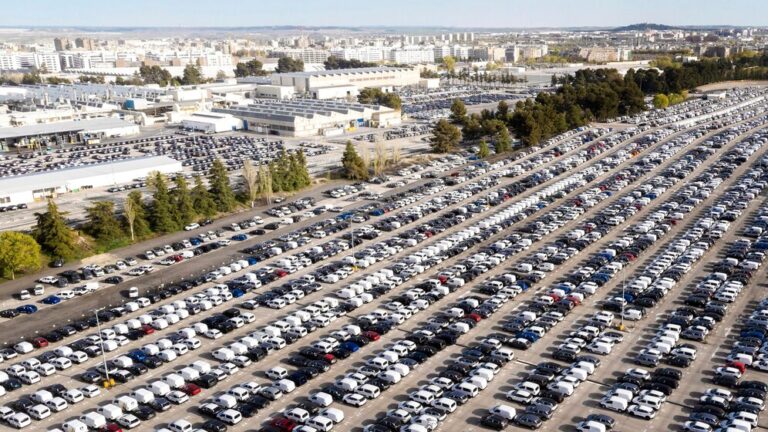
[481,414,509,430]
[585,413,615,428]
[133,405,156,421]
[104,276,124,284]
[739,380,768,393]
[514,413,543,429]
[201,419,228,432]
[147,397,172,412]
[80,371,102,384]
[713,374,740,388]
[2,378,22,391]
[0,309,20,319]
[247,395,271,409]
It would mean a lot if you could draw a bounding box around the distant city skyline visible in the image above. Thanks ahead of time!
[3,0,767,29]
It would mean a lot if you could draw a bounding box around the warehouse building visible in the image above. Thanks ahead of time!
[270,67,420,95]
[0,156,182,205]
[0,117,139,150]
[180,112,244,133]
[214,99,401,137]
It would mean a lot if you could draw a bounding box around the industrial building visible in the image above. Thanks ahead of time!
[270,67,420,96]
[0,156,182,205]
[0,117,140,150]
[180,112,244,133]
[214,99,401,137]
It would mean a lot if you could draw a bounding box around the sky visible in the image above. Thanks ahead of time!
[3,0,766,28]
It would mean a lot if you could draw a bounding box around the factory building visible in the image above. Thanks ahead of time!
[0,156,182,205]
[214,99,401,137]
[0,117,140,150]
[270,67,420,95]
[180,112,244,133]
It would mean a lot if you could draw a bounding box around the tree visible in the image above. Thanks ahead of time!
[478,140,490,158]
[257,165,273,205]
[34,199,79,260]
[181,64,203,85]
[442,55,457,73]
[0,232,41,279]
[497,100,510,120]
[234,59,267,77]
[653,93,670,109]
[124,191,151,239]
[390,141,402,166]
[373,139,388,175]
[420,69,439,78]
[494,126,513,153]
[357,88,402,110]
[342,141,369,181]
[139,65,173,86]
[276,57,304,73]
[450,98,468,125]
[21,72,42,85]
[324,56,376,70]
[209,159,237,212]
[172,176,195,226]
[191,176,217,218]
[295,150,312,188]
[430,119,462,153]
[85,201,124,243]
[242,160,260,208]
[148,172,177,233]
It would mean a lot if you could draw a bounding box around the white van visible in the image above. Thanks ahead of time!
[306,415,334,432]
[216,409,243,425]
[169,419,193,432]
[79,412,107,429]
[96,404,123,421]
[131,389,155,404]
[488,404,517,420]
[431,397,458,413]
[577,420,607,432]
[357,384,381,399]
[599,396,628,412]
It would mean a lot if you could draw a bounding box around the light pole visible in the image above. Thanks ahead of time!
[93,308,113,388]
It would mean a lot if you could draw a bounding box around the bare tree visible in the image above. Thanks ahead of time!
[359,144,371,173]
[373,138,387,176]
[258,165,273,205]
[123,196,136,241]
[242,159,259,208]
[390,141,402,166]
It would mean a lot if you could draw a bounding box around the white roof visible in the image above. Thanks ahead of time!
[0,117,136,140]
[0,156,180,194]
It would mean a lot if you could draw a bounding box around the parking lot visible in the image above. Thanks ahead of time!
[1,88,768,432]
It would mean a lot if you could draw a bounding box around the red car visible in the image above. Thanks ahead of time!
[140,325,154,335]
[32,337,49,348]
[467,313,482,323]
[269,417,296,432]
[323,353,336,364]
[183,383,201,396]
[275,269,288,277]
[363,331,380,341]
[101,424,122,432]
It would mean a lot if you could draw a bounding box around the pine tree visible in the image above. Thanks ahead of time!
[209,159,236,212]
[173,176,195,226]
[478,140,490,158]
[430,119,462,153]
[342,141,369,181]
[149,172,177,233]
[450,98,468,125]
[85,201,124,243]
[494,126,513,153]
[295,150,312,188]
[288,153,301,191]
[191,176,217,218]
[33,199,79,259]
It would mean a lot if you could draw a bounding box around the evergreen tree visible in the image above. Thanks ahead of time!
[494,126,513,153]
[33,199,79,259]
[430,119,462,153]
[342,141,369,180]
[125,191,152,238]
[478,140,490,158]
[85,201,124,243]
[172,176,195,226]
[450,98,468,125]
[496,100,510,121]
[209,159,237,212]
[149,172,178,233]
[295,150,312,188]
[191,176,217,218]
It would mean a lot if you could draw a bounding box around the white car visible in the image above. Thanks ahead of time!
[38,276,58,284]
[166,390,189,404]
[505,389,533,404]
[343,393,367,407]
[627,404,656,420]
[184,223,200,231]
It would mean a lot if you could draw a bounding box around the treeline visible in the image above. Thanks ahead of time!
[324,56,377,70]
[0,154,312,280]
[358,88,402,110]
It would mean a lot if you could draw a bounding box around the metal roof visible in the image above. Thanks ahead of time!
[274,67,414,78]
[0,118,136,140]
[0,156,180,194]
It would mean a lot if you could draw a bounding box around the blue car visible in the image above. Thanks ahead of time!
[341,342,360,352]
[231,234,248,241]
[128,349,147,362]
[189,237,202,246]
[231,289,245,298]
[246,256,259,265]
[16,304,38,314]
[41,295,61,305]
